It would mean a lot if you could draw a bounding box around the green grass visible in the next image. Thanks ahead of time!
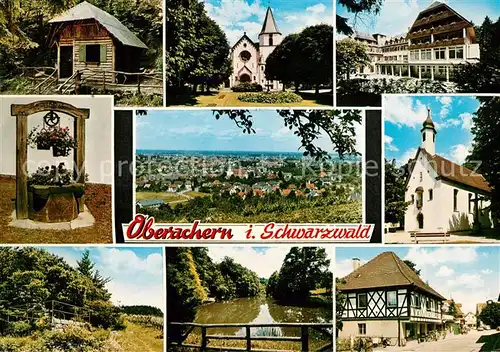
[136,191,188,203]
[168,90,333,107]
[114,321,163,352]
[184,191,210,198]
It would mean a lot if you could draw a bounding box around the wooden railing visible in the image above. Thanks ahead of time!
[168,322,333,352]
[29,68,58,94]
[80,68,163,93]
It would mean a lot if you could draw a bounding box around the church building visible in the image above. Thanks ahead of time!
[404,109,493,233]
[229,7,283,90]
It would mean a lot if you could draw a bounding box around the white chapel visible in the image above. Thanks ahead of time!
[404,109,494,233]
[229,7,283,90]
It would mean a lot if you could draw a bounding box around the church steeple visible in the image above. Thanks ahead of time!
[259,7,281,35]
[421,108,437,155]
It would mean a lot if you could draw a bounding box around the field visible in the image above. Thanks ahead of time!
[136,191,210,205]
[0,176,113,244]
[114,321,164,351]
[170,91,333,107]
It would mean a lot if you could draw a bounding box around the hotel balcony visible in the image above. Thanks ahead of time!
[409,37,465,50]
[412,10,455,28]
[407,22,469,40]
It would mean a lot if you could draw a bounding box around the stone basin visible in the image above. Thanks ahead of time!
[28,184,85,223]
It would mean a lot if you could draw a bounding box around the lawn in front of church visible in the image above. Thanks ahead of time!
[167,90,333,107]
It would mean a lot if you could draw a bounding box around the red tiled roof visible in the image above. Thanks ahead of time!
[338,252,446,300]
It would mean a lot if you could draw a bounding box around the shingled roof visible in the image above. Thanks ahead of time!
[338,252,446,300]
[49,1,147,49]
[416,148,491,193]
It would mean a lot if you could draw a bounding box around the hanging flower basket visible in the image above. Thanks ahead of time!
[28,126,76,157]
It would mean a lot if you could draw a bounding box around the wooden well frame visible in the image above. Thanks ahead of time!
[11,100,90,220]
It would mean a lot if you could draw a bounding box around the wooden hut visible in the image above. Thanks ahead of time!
[49,1,148,84]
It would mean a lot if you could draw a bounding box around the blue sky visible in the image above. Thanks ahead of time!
[136,110,364,154]
[336,0,500,37]
[384,95,479,165]
[203,0,333,44]
[43,247,164,310]
[207,246,334,278]
[336,246,499,313]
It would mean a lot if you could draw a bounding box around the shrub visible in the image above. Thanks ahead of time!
[43,325,109,351]
[6,321,33,337]
[231,82,263,92]
[85,300,125,330]
[238,91,303,104]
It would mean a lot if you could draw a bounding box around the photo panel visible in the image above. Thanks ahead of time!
[335,245,500,350]
[165,245,334,351]
[383,94,500,244]
[335,0,500,107]
[0,96,114,244]
[0,1,163,107]
[166,0,334,107]
[0,245,165,351]
[130,108,381,243]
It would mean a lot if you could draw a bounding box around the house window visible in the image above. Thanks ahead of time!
[411,293,421,308]
[358,323,367,335]
[434,48,446,60]
[85,44,101,63]
[419,172,423,182]
[411,195,415,204]
[422,49,432,60]
[429,189,433,201]
[453,189,458,211]
[449,46,464,59]
[426,298,431,311]
[357,293,367,309]
[387,291,397,307]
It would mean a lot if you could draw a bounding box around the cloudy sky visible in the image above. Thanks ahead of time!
[207,246,334,278]
[384,95,479,166]
[336,246,499,314]
[137,110,364,155]
[336,0,500,37]
[203,0,333,45]
[44,247,164,310]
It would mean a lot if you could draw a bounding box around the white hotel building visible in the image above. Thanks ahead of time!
[352,1,480,82]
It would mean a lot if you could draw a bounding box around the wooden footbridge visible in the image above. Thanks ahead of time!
[168,322,333,352]
[18,66,163,95]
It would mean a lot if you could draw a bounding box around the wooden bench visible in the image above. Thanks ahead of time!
[410,231,449,243]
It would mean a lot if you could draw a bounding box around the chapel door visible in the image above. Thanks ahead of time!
[60,46,74,79]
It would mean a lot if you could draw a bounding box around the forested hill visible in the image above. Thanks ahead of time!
[121,305,163,317]
[0,0,162,80]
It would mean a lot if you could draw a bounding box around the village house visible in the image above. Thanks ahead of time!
[49,1,148,84]
[338,252,446,344]
[351,1,479,81]
[229,7,283,90]
[404,109,493,233]
[464,312,477,330]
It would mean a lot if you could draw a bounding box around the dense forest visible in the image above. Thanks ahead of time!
[121,305,163,317]
[0,0,162,90]
[166,247,332,342]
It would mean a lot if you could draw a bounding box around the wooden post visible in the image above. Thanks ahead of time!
[201,326,207,351]
[75,116,86,212]
[137,73,141,94]
[246,326,251,351]
[301,326,309,352]
[16,113,28,219]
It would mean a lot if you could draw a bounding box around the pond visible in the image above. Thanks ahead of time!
[194,296,332,337]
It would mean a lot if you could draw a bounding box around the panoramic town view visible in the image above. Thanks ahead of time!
[336,246,500,351]
[135,109,363,223]
[384,95,500,244]
[336,0,500,106]
[167,246,333,351]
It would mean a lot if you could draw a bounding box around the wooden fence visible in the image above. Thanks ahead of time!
[168,322,333,352]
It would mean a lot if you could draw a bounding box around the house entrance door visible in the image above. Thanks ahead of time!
[417,213,424,229]
[60,46,74,79]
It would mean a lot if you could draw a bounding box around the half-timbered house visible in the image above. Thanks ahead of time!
[49,1,147,83]
[337,252,446,342]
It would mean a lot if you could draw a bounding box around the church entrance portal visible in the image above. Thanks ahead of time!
[417,213,424,229]
[239,74,251,83]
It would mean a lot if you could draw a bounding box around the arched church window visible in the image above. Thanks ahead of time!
[243,43,247,48]
[240,50,251,62]
[423,133,426,142]
[269,34,273,46]
[415,187,423,209]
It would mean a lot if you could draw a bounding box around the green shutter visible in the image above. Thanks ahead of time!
[79,45,86,62]
[100,44,107,63]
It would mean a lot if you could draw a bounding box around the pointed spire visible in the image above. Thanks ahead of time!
[423,107,435,129]
[259,7,281,35]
